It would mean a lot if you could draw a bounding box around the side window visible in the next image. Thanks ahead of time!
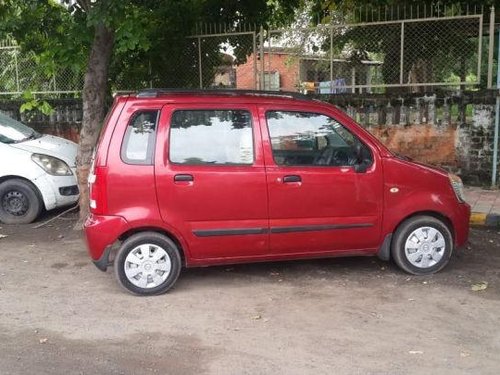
[121,110,158,165]
[266,111,372,167]
[169,110,253,165]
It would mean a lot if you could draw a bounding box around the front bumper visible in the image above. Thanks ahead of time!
[84,214,130,271]
[453,202,471,247]
[32,172,79,211]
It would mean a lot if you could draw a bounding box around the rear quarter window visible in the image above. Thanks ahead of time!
[121,110,159,165]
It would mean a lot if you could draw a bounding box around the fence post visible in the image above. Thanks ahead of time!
[399,21,405,85]
[259,26,264,90]
[253,31,257,89]
[477,12,483,86]
[197,36,203,88]
[330,25,334,94]
[492,28,500,187]
[148,60,153,88]
[487,6,495,88]
[14,50,20,93]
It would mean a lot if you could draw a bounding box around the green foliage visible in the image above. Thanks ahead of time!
[0,0,302,93]
[0,0,89,75]
[19,91,54,116]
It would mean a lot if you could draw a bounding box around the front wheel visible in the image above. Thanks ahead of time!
[391,215,453,275]
[114,232,182,296]
[0,179,42,224]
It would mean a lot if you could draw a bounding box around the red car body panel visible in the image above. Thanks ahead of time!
[381,156,470,247]
[257,104,384,254]
[84,93,470,269]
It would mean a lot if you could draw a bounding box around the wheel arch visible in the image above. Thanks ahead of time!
[393,210,454,243]
[117,226,187,266]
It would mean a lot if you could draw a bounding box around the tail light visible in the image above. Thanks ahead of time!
[89,165,108,215]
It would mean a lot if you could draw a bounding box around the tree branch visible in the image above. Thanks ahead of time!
[75,0,91,12]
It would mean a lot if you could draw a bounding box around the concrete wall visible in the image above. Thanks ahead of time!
[455,105,495,184]
[1,93,497,186]
[327,94,496,185]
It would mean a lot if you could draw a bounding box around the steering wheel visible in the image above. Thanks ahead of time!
[314,147,352,166]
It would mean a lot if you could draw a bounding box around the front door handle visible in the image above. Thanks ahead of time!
[174,174,194,182]
[283,175,301,183]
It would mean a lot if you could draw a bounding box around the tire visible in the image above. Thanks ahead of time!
[0,179,42,224]
[391,215,453,275]
[114,232,182,296]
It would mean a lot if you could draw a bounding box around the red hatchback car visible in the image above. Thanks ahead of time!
[84,90,470,295]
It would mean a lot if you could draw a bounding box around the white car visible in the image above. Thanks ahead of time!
[0,111,79,224]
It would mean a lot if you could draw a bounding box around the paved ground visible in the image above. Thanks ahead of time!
[465,187,500,226]
[0,211,499,375]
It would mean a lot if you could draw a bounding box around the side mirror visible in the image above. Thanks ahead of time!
[354,158,371,173]
[353,143,372,173]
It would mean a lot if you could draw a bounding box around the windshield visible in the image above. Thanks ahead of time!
[0,111,40,144]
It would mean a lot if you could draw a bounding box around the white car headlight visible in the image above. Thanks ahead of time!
[31,153,73,176]
[448,173,465,203]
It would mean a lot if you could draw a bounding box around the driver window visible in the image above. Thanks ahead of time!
[266,110,371,167]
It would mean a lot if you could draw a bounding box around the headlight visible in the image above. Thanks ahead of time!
[449,173,465,203]
[31,153,73,176]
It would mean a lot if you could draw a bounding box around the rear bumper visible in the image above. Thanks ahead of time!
[84,214,129,270]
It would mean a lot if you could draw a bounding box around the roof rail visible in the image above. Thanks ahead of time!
[136,88,312,100]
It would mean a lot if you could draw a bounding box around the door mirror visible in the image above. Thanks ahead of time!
[354,158,371,173]
[353,142,372,173]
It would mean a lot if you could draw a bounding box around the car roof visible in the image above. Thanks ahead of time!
[112,89,392,157]
[137,88,312,100]
[117,89,326,107]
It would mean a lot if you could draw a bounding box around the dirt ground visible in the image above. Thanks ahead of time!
[0,212,499,375]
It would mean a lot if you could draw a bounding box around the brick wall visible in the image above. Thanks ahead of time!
[236,52,300,91]
[324,92,497,185]
[369,124,457,167]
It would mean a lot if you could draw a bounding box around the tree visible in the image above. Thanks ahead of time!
[0,0,301,224]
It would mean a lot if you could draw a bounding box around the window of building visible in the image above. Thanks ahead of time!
[263,71,280,91]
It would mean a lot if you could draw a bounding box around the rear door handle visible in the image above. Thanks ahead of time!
[283,175,301,183]
[174,174,194,182]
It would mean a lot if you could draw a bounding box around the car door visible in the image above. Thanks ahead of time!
[155,103,269,260]
[259,105,383,255]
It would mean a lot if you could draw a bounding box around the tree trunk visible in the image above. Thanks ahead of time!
[75,23,114,227]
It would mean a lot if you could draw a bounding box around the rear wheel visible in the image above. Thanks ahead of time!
[391,215,453,275]
[0,179,42,224]
[114,232,182,296]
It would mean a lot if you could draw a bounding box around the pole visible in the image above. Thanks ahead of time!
[259,26,264,90]
[491,28,500,186]
[14,49,20,93]
[253,31,257,89]
[330,26,334,94]
[197,37,203,88]
[487,6,495,88]
[477,12,483,85]
[399,21,405,85]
